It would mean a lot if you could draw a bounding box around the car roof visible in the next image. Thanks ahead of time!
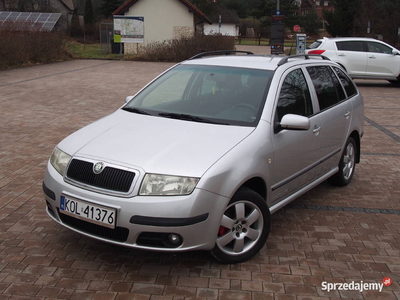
[318,37,381,42]
[182,55,281,70]
[181,54,336,71]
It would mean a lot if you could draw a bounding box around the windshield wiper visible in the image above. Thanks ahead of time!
[122,107,151,115]
[158,113,229,125]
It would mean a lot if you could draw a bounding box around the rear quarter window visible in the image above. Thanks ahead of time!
[307,40,322,49]
[307,66,346,111]
[333,67,358,98]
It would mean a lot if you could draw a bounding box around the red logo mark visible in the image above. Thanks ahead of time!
[382,277,392,287]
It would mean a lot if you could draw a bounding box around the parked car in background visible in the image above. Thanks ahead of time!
[43,51,364,263]
[306,37,400,84]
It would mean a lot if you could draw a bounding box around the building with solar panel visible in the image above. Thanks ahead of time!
[0,0,74,32]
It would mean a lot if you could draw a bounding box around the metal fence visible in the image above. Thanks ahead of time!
[99,22,113,54]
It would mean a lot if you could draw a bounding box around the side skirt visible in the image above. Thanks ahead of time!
[269,167,338,214]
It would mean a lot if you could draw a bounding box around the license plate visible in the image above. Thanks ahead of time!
[60,195,116,229]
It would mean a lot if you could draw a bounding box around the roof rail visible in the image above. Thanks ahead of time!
[277,54,330,66]
[189,50,254,60]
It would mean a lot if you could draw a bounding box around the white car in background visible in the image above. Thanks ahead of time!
[306,37,400,84]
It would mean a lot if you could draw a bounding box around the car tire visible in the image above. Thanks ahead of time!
[211,187,270,264]
[388,80,400,85]
[328,137,357,186]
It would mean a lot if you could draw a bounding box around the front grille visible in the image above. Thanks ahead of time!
[58,210,129,242]
[66,159,135,193]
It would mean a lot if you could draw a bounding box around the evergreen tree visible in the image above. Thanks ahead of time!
[301,10,322,36]
[70,8,82,37]
[218,0,256,19]
[190,0,213,16]
[100,0,125,19]
[84,0,95,26]
[252,0,298,19]
[84,0,95,37]
[323,0,361,37]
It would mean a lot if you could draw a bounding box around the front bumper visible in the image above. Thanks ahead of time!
[43,162,229,251]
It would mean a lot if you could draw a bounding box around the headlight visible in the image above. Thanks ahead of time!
[139,174,199,196]
[50,148,71,176]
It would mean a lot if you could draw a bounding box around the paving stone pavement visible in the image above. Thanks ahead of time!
[0,58,399,300]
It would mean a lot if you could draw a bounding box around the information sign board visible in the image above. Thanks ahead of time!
[113,16,144,43]
[270,10,285,55]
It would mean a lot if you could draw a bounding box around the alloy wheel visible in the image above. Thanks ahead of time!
[216,200,263,256]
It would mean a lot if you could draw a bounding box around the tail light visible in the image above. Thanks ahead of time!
[308,50,326,55]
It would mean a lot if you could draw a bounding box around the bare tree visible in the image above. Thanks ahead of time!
[355,0,400,46]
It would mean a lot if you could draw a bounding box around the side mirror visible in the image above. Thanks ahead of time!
[125,96,134,103]
[392,49,399,55]
[280,114,310,130]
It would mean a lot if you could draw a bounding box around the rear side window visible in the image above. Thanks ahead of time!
[336,41,364,52]
[333,67,357,98]
[276,69,313,122]
[307,66,346,111]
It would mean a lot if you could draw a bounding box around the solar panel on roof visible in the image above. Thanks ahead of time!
[20,12,31,18]
[8,13,18,20]
[0,11,61,31]
[38,15,48,21]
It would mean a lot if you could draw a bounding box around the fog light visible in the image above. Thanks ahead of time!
[168,234,181,245]
[160,233,183,248]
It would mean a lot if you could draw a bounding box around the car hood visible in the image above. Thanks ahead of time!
[58,109,254,177]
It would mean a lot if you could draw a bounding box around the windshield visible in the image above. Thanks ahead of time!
[123,64,272,126]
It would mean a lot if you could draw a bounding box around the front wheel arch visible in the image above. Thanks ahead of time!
[211,187,270,264]
[241,177,267,200]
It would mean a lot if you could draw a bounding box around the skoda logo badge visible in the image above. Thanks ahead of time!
[93,162,105,174]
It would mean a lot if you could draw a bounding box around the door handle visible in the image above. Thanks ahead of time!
[369,55,376,59]
[344,111,351,119]
[313,125,321,134]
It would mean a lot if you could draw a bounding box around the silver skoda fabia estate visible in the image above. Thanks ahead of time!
[43,52,364,263]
